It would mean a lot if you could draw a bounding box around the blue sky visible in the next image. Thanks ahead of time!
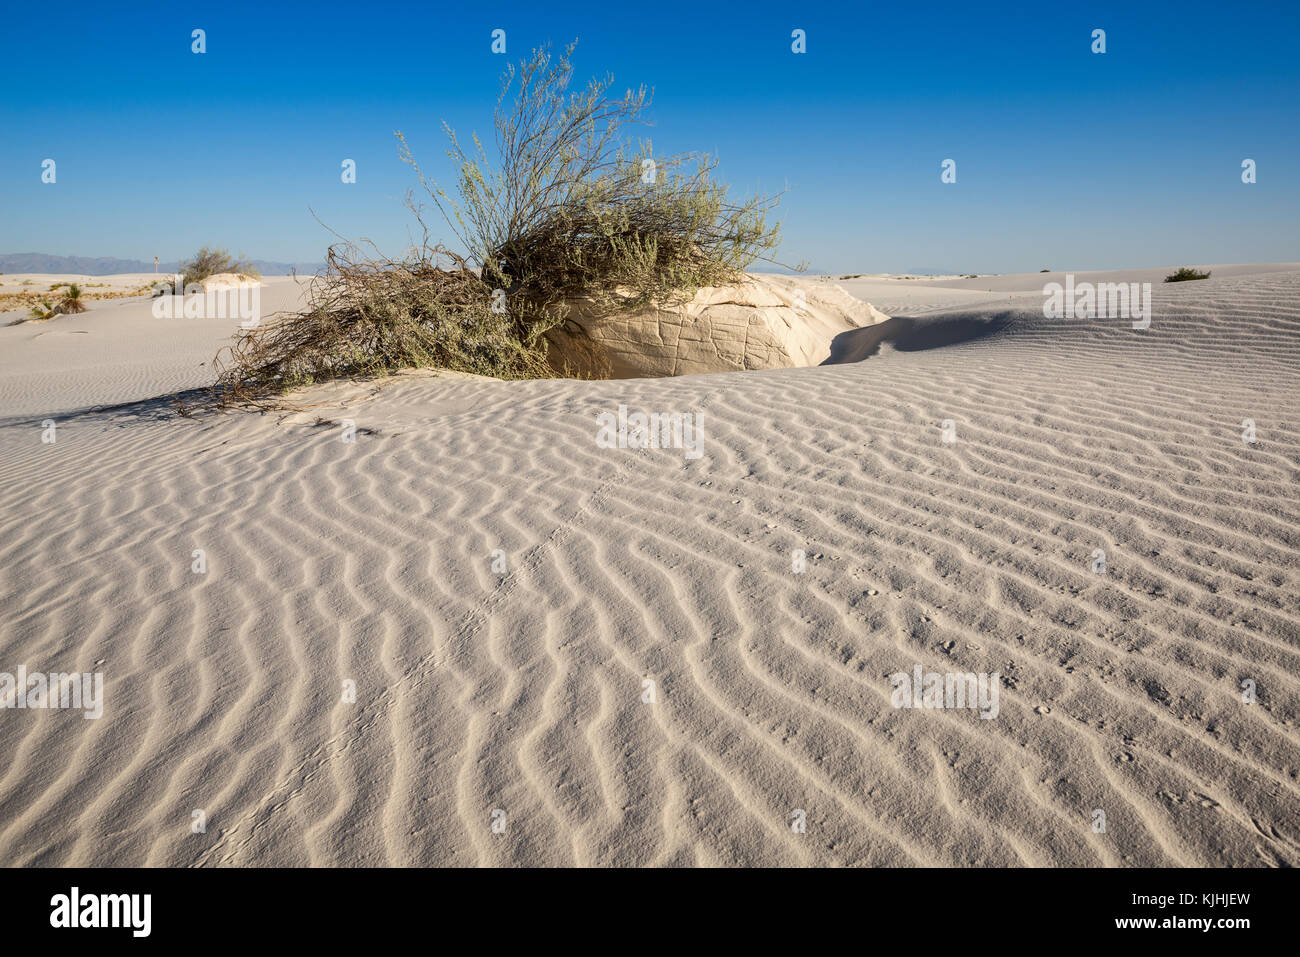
[2,0,1297,273]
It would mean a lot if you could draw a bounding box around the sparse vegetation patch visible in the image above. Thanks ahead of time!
[1164,267,1211,283]
[208,41,787,406]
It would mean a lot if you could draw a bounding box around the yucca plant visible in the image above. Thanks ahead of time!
[28,298,59,321]
[59,283,87,313]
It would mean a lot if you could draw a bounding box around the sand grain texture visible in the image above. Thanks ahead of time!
[1,268,1298,867]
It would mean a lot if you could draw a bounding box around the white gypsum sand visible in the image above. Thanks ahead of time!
[0,266,1297,866]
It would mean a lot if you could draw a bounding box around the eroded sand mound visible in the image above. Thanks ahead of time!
[199,272,262,290]
[549,275,889,377]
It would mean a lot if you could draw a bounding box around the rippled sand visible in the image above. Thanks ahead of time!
[1,268,1297,866]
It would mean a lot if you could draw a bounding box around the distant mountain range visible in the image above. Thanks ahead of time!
[0,253,322,276]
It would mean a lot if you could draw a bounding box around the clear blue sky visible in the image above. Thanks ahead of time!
[2,0,1297,273]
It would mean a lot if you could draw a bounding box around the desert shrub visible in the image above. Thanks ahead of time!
[401,42,782,331]
[210,244,552,408]
[59,283,87,313]
[210,42,785,406]
[179,246,259,288]
[1164,267,1210,282]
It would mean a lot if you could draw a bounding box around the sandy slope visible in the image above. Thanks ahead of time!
[817,262,1300,316]
[0,273,162,296]
[0,277,308,417]
[0,267,1298,866]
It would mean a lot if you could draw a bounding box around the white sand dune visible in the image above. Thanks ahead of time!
[815,262,1300,316]
[0,273,162,295]
[0,276,308,418]
[0,267,1298,866]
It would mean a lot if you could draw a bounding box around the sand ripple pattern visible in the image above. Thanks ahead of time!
[1,271,1298,866]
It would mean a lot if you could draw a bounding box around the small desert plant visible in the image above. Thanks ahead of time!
[1164,266,1210,282]
[210,243,554,408]
[59,283,87,313]
[179,247,259,288]
[28,298,58,321]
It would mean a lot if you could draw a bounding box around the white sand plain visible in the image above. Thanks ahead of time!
[0,265,1297,866]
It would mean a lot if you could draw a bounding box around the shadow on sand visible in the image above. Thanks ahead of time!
[0,386,218,432]
[824,311,1015,365]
